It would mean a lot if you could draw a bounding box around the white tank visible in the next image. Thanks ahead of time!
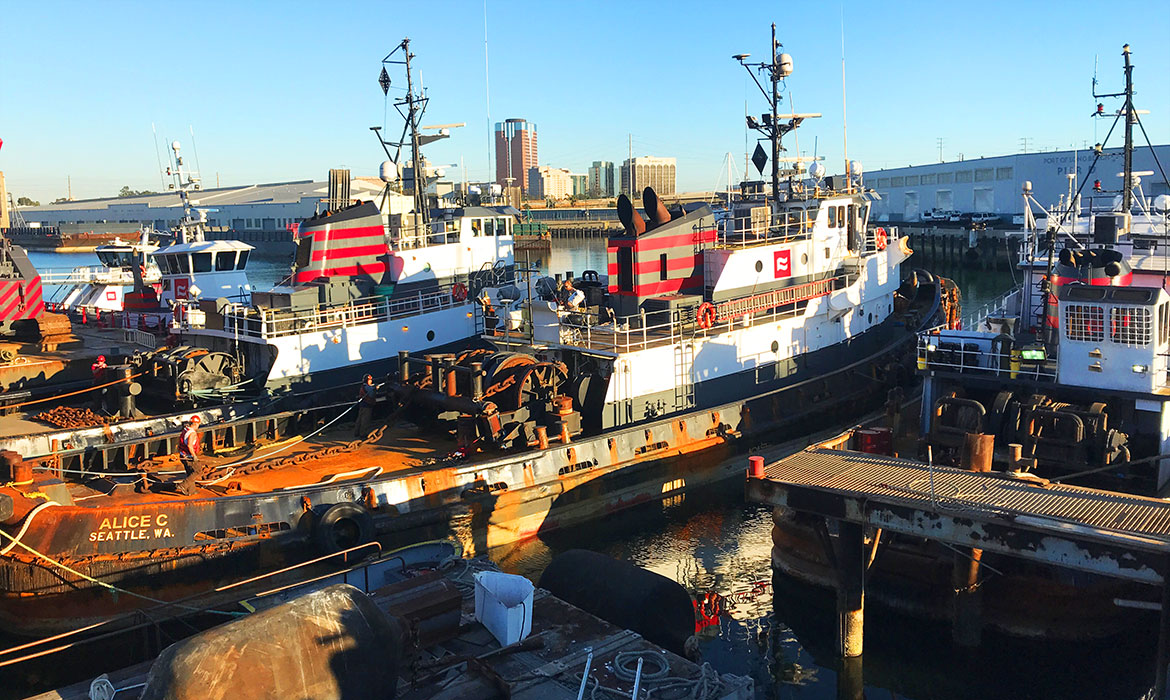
[379,160,398,183]
[777,53,793,77]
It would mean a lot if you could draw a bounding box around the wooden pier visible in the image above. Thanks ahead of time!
[901,225,1021,271]
[746,447,1170,695]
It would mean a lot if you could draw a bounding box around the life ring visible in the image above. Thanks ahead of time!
[697,302,716,330]
[451,282,468,302]
[313,501,375,554]
[875,227,888,251]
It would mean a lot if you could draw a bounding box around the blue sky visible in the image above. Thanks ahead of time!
[1,1,1167,202]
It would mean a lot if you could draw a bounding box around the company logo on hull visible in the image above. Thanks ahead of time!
[774,249,791,279]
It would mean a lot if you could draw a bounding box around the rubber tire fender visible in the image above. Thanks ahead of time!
[314,501,375,555]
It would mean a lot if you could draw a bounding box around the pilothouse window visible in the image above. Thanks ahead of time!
[214,252,236,271]
[1110,306,1151,346]
[192,253,212,273]
[176,255,190,274]
[237,250,250,270]
[1064,304,1104,342]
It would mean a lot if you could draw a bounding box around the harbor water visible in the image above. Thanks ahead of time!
[17,244,1157,699]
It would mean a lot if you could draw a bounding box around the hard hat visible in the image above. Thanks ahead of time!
[190,415,201,424]
[97,355,106,362]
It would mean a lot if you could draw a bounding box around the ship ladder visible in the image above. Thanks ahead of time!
[673,340,696,411]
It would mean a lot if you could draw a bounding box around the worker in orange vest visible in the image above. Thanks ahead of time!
[91,355,108,410]
[175,415,204,495]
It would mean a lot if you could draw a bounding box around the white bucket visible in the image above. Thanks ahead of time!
[473,571,534,646]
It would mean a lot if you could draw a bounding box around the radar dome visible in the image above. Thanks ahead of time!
[379,160,398,183]
[848,160,863,177]
[1154,194,1170,213]
[777,53,793,77]
[171,140,181,152]
[808,162,826,179]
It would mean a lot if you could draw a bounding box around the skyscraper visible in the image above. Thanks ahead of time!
[495,119,538,193]
[588,161,615,197]
[620,156,676,196]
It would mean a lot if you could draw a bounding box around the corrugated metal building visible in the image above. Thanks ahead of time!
[15,178,388,243]
[864,145,1170,222]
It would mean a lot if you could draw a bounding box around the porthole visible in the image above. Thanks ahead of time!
[755,260,764,273]
[427,330,435,341]
[868,313,873,323]
[771,340,779,353]
[801,253,809,265]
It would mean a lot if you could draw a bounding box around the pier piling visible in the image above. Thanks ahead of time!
[832,520,866,658]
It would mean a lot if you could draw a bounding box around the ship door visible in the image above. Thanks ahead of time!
[616,247,634,292]
[673,340,695,410]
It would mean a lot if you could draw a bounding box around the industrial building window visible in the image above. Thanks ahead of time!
[877,178,890,187]
[938,172,954,184]
[996,167,1014,180]
[1065,304,1105,342]
[1110,306,1151,346]
[955,171,972,183]
[905,176,920,186]
[890,177,904,187]
[659,254,668,280]
[921,174,937,185]
[975,168,994,182]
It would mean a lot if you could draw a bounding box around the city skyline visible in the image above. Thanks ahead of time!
[1,2,1167,203]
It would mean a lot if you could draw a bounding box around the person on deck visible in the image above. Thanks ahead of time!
[355,374,377,439]
[91,355,108,411]
[560,279,585,311]
[175,415,203,496]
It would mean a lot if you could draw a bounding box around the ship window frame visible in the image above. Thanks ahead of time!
[214,251,236,271]
[237,250,250,270]
[192,252,213,273]
[1110,306,1151,346]
[175,254,191,274]
[659,253,668,281]
[827,206,837,228]
[1064,304,1104,342]
[1160,302,1170,346]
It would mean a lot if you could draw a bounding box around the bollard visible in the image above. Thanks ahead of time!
[748,455,765,478]
[470,362,484,401]
[535,426,549,450]
[398,350,410,382]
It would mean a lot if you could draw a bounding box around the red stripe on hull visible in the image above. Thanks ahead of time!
[310,243,390,262]
[301,224,384,242]
[606,229,716,253]
[294,263,387,284]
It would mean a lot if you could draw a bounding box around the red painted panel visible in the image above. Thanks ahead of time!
[294,262,387,284]
[631,253,703,275]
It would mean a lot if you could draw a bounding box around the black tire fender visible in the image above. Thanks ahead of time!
[313,501,375,554]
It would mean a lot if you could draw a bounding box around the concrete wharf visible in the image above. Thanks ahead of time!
[746,447,1170,695]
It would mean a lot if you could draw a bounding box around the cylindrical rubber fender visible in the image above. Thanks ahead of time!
[314,502,375,554]
[538,549,694,657]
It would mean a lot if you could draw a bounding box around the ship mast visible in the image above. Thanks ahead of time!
[1121,44,1134,214]
[382,38,431,236]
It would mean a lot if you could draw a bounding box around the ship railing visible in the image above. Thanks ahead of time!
[221,285,465,339]
[861,225,901,254]
[714,211,813,249]
[40,266,134,286]
[963,287,1023,330]
[916,330,1058,381]
[552,272,852,354]
[391,219,462,250]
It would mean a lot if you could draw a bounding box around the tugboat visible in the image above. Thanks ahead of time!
[766,44,1170,639]
[0,29,951,638]
[165,38,516,393]
[40,232,161,315]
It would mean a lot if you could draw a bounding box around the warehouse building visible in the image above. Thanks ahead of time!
[15,178,389,243]
[865,145,1170,222]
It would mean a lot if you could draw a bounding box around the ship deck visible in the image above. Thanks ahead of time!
[47,421,461,507]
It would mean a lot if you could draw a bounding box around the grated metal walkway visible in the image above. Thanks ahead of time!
[766,448,1170,542]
